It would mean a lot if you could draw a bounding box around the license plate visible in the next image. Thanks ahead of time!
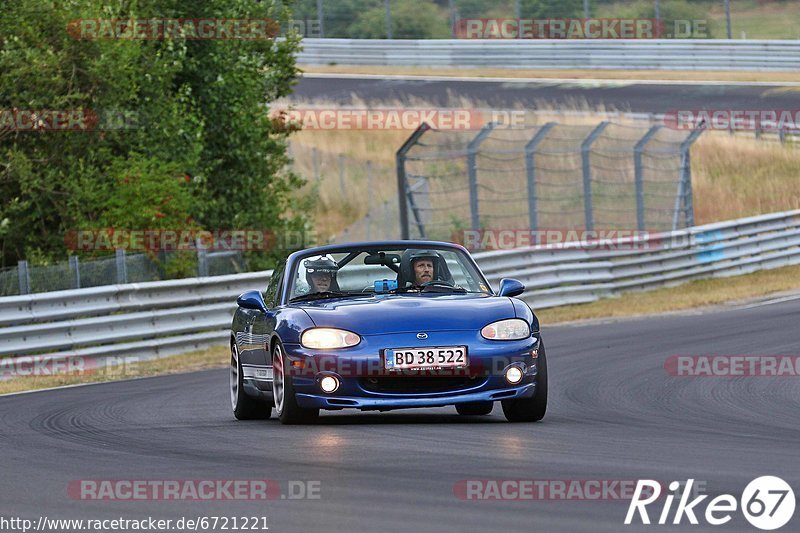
[384,346,468,370]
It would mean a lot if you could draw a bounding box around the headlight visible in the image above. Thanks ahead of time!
[481,319,530,340]
[301,328,361,349]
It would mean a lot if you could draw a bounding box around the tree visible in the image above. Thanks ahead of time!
[0,0,305,269]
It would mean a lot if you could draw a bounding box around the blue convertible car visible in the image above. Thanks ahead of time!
[230,241,546,424]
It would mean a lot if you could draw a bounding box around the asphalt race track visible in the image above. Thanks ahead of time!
[294,74,800,114]
[2,297,799,532]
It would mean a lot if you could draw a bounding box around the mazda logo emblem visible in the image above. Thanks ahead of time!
[417,333,428,340]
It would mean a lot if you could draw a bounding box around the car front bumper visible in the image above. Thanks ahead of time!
[283,330,540,411]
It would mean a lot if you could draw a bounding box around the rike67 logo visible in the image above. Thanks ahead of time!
[625,477,795,530]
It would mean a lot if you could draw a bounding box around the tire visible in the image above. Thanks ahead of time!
[272,341,319,425]
[455,401,494,416]
[231,341,271,420]
[501,341,548,423]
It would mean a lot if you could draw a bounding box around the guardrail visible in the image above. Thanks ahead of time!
[1,209,799,373]
[297,39,800,71]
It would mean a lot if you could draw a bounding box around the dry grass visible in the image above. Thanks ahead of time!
[284,96,800,237]
[302,65,800,83]
[692,135,800,223]
[538,264,800,325]
[0,345,228,396]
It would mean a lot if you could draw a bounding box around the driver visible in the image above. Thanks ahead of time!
[404,249,443,286]
[304,255,339,293]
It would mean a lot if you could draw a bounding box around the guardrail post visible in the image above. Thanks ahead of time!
[634,125,662,232]
[581,121,609,232]
[115,249,128,284]
[524,122,556,233]
[17,260,30,295]
[69,255,81,289]
[396,123,431,239]
[673,124,705,230]
[467,122,497,231]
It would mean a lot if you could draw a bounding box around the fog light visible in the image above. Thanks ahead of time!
[505,366,524,384]
[320,375,339,393]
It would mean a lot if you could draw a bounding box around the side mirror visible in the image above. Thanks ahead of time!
[237,290,268,313]
[498,278,525,298]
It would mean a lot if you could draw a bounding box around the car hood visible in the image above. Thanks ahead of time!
[293,294,515,335]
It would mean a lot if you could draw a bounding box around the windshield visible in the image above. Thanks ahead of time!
[288,246,491,302]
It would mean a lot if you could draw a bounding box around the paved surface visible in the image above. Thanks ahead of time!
[293,75,800,113]
[1,298,799,532]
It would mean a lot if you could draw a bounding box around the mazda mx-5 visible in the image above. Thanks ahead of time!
[229,240,547,424]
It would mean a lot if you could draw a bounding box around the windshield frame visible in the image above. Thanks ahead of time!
[280,241,492,306]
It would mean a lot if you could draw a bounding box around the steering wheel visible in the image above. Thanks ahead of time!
[421,280,455,288]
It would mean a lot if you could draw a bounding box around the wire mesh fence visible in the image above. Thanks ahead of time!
[2,250,246,297]
[396,120,704,243]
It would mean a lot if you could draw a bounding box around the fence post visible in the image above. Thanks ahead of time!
[69,255,81,289]
[634,125,662,232]
[115,249,128,284]
[384,200,390,239]
[524,122,556,233]
[385,0,392,39]
[467,122,497,231]
[673,124,705,230]
[338,153,346,194]
[366,160,373,204]
[17,260,30,295]
[196,238,209,277]
[312,147,320,185]
[396,123,431,239]
[317,0,324,38]
[581,121,609,232]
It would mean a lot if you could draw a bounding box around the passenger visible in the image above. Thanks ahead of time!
[303,255,340,293]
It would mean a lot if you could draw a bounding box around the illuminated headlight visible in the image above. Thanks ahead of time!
[301,328,361,349]
[319,375,340,393]
[481,319,530,340]
[505,366,524,384]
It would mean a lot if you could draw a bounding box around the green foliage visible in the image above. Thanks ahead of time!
[349,0,451,39]
[596,0,715,38]
[519,0,583,19]
[0,0,305,268]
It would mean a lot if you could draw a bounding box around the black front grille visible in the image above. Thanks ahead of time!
[359,376,484,394]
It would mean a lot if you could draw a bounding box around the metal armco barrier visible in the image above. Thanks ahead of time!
[297,39,800,71]
[1,209,799,371]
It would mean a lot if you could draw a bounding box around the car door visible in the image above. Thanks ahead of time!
[242,261,284,391]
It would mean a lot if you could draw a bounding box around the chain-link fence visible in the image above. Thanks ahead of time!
[396,120,703,242]
[3,250,245,297]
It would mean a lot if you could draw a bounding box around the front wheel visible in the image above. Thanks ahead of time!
[231,342,271,420]
[501,341,548,423]
[272,341,319,425]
